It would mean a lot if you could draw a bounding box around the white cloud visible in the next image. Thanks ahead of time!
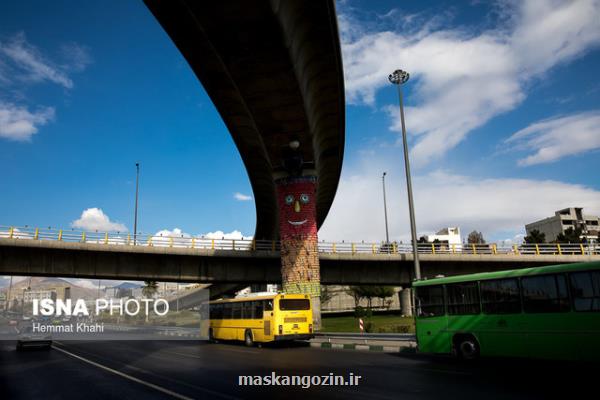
[233,192,252,201]
[203,230,250,240]
[319,166,600,243]
[340,0,600,166]
[71,208,128,232]
[505,111,600,166]
[0,102,54,141]
[152,228,252,240]
[0,33,91,88]
[0,227,33,239]
[154,228,191,238]
[0,32,80,89]
[0,33,91,142]
[59,42,92,73]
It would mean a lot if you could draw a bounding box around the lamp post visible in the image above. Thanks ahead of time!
[382,172,390,245]
[133,162,140,245]
[388,69,421,280]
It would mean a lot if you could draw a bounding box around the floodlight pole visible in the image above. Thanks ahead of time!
[388,69,421,281]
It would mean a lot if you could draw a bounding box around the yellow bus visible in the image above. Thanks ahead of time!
[208,293,314,346]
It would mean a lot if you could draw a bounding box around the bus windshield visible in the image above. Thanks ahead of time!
[279,299,310,310]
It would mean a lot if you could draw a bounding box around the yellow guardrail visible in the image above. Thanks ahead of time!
[0,225,599,256]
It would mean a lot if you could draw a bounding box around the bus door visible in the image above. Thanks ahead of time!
[415,285,451,353]
[262,299,274,340]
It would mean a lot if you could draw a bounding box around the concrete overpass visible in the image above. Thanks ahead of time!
[2,238,598,286]
[144,0,345,241]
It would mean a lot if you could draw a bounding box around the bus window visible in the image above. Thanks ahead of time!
[570,271,600,311]
[210,304,222,319]
[415,285,444,317]
[446,282,480,315]
[222,303,232,319]
[481,278,521,314]
[232,302,242,319]
[252,301,264,318]
[264,300,273,311]
[242,302,252,319]
[279,299,310,310]
[522,274,569,313]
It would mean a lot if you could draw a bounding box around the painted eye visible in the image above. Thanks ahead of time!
[285,195,294,205]
[300,194,309,204]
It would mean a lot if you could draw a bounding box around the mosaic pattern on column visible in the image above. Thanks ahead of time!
[275,176,321,297]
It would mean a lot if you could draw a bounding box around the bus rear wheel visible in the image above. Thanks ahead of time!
[244,329,254,347]
[455,334,480,360]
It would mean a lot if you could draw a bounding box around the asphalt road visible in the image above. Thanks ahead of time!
[0,339,596,400]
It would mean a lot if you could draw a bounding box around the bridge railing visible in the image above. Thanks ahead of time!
[1,226,598,256]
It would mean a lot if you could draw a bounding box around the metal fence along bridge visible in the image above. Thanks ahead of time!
[2,226,598,257]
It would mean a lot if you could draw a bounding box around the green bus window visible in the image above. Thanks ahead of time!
[415,285,445,317]
[481,278,521,314]
[570,271,600,311]
[446,282,480,315]
[522,274,569,313]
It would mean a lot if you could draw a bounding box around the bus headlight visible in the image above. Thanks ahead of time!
[278,325,283,335]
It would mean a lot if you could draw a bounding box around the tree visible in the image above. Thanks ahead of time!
[524,229,546,244]
[373,286,395,308]
[345,286,365,309]
[467,230,486,244]
[347,286,395,311]
[555,227,583,243]
[320,285,334,306]
[142,280,159,299]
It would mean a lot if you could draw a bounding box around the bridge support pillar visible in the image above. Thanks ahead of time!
[400,288,413,317]
[276,176,321,330]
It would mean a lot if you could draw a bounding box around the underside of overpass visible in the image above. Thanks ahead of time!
[144,0,345,241]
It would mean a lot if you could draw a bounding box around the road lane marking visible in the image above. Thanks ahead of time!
[52,345,239,400]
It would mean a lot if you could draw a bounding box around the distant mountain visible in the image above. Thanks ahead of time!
[0,276,98,300]
[111,282,143,290]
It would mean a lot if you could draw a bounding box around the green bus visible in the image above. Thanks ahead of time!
[413,261,600,361]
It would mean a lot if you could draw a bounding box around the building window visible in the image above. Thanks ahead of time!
[481,278,521,314]
[446,282,480,315]
[570,271,600,312]
[522,274,569,313]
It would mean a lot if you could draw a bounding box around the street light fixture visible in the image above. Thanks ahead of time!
[388,69,421,281]
[382,172,390,245]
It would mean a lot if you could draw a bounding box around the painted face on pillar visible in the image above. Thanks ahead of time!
[285,193,310,226]
[277,179,317,236]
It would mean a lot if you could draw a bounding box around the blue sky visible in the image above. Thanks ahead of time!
[1,0,600,245]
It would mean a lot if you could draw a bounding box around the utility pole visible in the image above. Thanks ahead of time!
[134,162,140,245]
[382,172,390,244]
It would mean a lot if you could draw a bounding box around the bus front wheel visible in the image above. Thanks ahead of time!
[454,335,480,360]
[244,329,254,347]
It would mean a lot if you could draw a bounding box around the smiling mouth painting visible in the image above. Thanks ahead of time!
[288,219,308,226]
